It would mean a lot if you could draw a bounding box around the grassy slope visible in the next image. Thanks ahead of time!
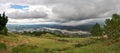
[0,33,120,53]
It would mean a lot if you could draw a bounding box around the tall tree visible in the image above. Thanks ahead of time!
[104,14,120,39]
[90,23,103,37]
[0,12,8,35]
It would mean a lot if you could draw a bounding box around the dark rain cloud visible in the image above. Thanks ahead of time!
[8,10,48,19]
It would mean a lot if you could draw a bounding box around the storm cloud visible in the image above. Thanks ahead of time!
[0,0,120,25]
[8,10,48,19]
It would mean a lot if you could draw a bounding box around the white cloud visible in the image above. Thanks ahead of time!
[60,18,106,26]
[0,0,120,26]
[8,18,57,24]
[7,5,50,19]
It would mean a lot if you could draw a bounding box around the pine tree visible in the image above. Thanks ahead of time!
[104,14,120,39]
[0,12,8,35]
[90,23,103,37]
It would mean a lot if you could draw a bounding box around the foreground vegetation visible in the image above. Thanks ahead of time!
[0,33,120,53]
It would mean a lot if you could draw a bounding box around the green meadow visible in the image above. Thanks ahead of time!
[0,33,120,53]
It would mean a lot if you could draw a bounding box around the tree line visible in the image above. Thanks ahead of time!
[91,14,120,40]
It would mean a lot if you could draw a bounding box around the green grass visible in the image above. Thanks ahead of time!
[0,33,120,53]
[0,43,6,50]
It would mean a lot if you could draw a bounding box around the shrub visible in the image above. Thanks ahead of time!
[41,33,54,38]
[0,43,7,51]
[10,44,39,53]
[74,43,83,48]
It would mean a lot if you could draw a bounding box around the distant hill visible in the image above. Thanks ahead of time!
[7,22,105,32]
[7,18,105,32]
[7,24,94,31]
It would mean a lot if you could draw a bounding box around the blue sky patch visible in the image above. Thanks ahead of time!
[10,4,29,10]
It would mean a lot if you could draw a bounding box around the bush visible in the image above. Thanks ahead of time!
[10,44,61,53]
[0,43,7,51]
[10,44,39,53]
[41,33,54,38]
[74,43,83,48]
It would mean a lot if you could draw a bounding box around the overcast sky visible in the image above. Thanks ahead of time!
[0,0,120,26]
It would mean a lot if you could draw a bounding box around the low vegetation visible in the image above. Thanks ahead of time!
[0,43,7,51]
[0,33,119,53]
